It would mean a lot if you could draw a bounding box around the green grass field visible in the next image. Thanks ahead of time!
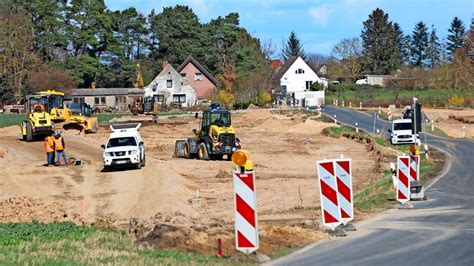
[0,114,25,128]
[0,222,226,265]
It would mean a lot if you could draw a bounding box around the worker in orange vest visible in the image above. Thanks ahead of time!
[33,102,45,112]
[44,132,55,166]
[53,131,68,165]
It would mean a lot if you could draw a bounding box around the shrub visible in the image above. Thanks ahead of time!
[448,95,465,108]
[214,90,235,109]
[254,91,272,107]
[310,82,322,91]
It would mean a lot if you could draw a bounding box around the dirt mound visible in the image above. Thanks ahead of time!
[129,212,326,257]
[247,103,258,109]
[0,196,83,224]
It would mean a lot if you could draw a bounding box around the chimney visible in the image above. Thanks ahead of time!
[162,60,168,70]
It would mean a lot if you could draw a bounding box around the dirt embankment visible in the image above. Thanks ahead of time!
[0,109,387,256]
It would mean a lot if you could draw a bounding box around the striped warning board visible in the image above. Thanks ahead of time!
[335,159,353,224]
[409,155,420,182]
[233,171,259,254]
[317,160,342,230]
[397,156,411,204]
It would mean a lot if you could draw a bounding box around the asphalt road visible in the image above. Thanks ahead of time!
[274,105,474,266]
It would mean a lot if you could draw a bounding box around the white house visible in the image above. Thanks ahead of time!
[144,61,197,108]
[271,56,327,107]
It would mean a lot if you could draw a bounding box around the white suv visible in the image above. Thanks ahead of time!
[102,123,145,170]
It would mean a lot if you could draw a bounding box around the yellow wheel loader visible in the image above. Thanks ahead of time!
[38,90,98,133]
[175,103,241,160]
[20,95,54,142]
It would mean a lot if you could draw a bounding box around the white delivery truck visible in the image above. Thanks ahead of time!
[388,119,416,145]
[102,123,146,170]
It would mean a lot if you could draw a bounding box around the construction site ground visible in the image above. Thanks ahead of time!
[0,108,397,257]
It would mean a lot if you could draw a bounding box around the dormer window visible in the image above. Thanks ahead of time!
[295,68,305,74]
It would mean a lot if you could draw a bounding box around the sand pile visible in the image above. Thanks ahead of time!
[0,196,83,224]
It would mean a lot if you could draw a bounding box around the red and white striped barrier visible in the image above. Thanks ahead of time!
[409,155,420,182]
[317,161,342,230]
[397,156,411,204]
[388,108,392,120]
[334,159,353,224]
[233,171,259,254]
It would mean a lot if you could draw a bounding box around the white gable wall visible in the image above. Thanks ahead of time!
[280,57,324,93]
[144,64,196,107]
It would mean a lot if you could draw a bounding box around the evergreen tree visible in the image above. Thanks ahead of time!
[427,25,441,67]
[393,23,411,65]
[281,31,306,60]
[439,38,449,63]
[447,17,466,58]
[360,8,397,74]
[410,21,429,67]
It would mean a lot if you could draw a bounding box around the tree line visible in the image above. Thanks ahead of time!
[319,9,473,90]
[0,1,271,104]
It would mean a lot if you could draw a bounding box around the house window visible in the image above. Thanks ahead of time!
[295,68,305,74]
[172,94,186,103]
[195,72,203,81]
[94,97,106,105]
[306,81,313,90]
[153,94,165,103]
[166,80,173,88]
[73,97,84,104]
[180,73,187,80]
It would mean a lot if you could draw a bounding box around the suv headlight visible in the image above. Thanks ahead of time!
[129,150,139,155]
[105,152,113,156]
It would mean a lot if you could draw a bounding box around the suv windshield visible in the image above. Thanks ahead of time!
[394,122,412,131]
[107,137,137,148]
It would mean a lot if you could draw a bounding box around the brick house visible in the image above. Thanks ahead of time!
[176,55,220,100]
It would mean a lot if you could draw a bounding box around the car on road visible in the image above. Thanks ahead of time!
[388,119,416,145]
[102,123,145,170]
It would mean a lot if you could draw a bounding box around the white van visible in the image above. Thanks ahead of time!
[388,119,415,145]
[102,123,145,170]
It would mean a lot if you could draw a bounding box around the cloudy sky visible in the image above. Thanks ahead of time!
[105,0,473,57]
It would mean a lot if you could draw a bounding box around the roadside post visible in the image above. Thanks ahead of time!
[349,102,352,109]
[334,115,337,124]
[463,126,466,138]
[342,100,345,107]
[317,160,346,236]
[359,102,362,110]
[355,122,359,133]
[334,158,356,231]
[408,146,426,201]
[396,156,412,207]
[390,162,397,188]
[232,150,259,254]
[431,120,434,132]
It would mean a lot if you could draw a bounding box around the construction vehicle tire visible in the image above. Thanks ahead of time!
[26,123,33,142]
[184,142,191,159]
[198,143,209,160]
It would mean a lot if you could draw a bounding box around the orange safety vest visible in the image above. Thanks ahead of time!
[44,137,54,153]
[54,136,64,151]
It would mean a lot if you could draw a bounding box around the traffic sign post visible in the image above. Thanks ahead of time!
[409,155,420,182]
[397,156,411,204]
[317,160,342,231]
[334,159,353,225]
[233,170,259,254]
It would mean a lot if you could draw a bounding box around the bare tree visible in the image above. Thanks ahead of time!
[331,37,363,82]
[0,5,36,99]
[262,38,276,59]
[307,53,330,72]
